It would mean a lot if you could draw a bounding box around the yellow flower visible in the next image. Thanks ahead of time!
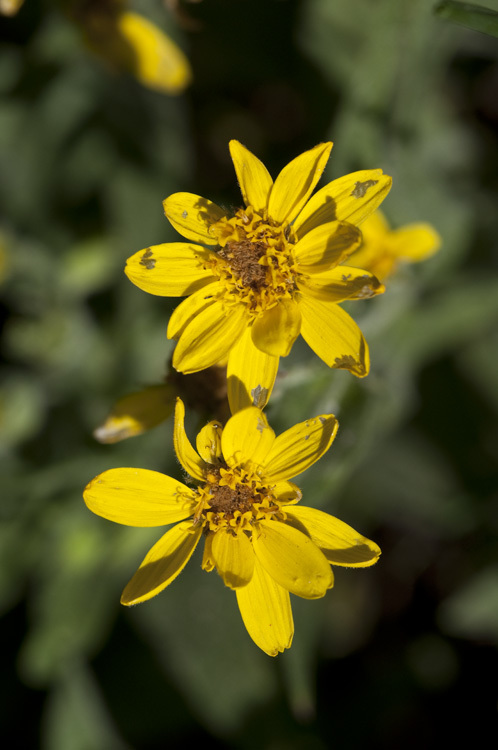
[93,366,229,443]
[125,141,391,411]
[0,0,24,15]
[78,3,192,94]
[84,399,381,656]
[348,210,441,281]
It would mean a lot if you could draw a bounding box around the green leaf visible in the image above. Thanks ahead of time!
[435,1,498,37]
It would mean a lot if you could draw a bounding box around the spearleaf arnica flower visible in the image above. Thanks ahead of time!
[84,399,380,656]
[125,141,392,411]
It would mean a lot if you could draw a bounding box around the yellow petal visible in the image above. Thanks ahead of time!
[125,243,215,297]
[359,210,391,241]
[298,265,384,302]
[251,298,302,357]
[173,300,248,373]
[196,420,223,464]
[268,142,332,226]
[121,521,202,605]
[93,384,174,443]
[167,282,221,340]
[115,12,192,95]
[221,407,275,470]
[83,468,195,526]
[211,528,255,588]
[272,480,302,505]
[173,398,206,482]
[253,520,333,599]
[236,557,293,656]
[227,326,279,413]
[285,506,381,567]
[0,0,24,16]
[389,223,441,262]
[262,414,338,483]
[294,221,362,268]
[229,140,273,213]
[163,192,226,245]
[299,295,370,377]
[294,170,392,237]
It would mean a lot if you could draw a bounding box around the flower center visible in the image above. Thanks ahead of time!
[192,465,283,533]
[208,206,297,318]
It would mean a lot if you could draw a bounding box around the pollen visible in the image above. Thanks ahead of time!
[207,206,297,317]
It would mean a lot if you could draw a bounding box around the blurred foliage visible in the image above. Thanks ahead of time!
[1,0,497,748]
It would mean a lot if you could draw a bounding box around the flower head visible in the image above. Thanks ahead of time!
[125,141,391,412]
[348,210,441,281]
[84,398,380,656]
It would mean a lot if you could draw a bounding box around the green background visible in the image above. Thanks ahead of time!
[1,0,497,747]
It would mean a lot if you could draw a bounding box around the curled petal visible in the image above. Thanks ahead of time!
[284,506,381,567]
[294,170,392,237]
[196,420,223,464]
[83,468,195,527]
[299,295,370,377]
[229,140,273,213]
[125,243,215,297]
[298,265,384,303]
[163,192,226,245]
[227,326,279,413]
[172,300,248,373]
[236,557,294,656]
[222,407,275,470]
[251,298,302,357]
[262,414,338,483]
[121,521,202,605]
[173,398,206,482]
[253,519,333,599]
[211,528,255,588]
[268,142,333,226]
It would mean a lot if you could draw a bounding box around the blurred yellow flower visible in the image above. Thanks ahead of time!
[348,211,441,281]
[126,141,391,411]
[93,365,229,443]
[84,399,380,656]
[0,0,24,16]
[79,3,192,94]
